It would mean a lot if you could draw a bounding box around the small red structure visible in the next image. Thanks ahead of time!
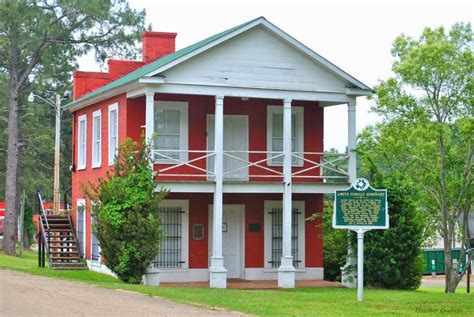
[66,17,371,287]
[0,202,4,235]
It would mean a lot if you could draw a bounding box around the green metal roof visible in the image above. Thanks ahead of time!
[66,17,263,109]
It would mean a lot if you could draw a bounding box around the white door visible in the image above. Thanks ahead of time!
[209,205,244,279]
[207,115,249,180]
[223,207,243,278]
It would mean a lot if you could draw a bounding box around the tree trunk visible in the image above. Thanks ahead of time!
[4,85,20,255]
[443,236,455,292]
[3,31,21,256]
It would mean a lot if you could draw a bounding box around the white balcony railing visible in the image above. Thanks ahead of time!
[153,149,349,182]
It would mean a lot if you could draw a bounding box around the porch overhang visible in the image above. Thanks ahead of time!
[155,181,350,194]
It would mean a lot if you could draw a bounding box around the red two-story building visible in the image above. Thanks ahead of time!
[67,17,370,288]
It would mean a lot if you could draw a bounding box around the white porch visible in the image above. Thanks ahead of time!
[143,90,358,289]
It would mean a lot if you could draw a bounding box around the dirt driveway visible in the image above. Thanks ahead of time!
[0,270,243,317]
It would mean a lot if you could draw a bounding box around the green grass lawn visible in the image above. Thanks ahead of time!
[0,250,472,316]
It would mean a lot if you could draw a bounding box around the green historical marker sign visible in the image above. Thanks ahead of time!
[333,178,388,302]
[333,178,388,230]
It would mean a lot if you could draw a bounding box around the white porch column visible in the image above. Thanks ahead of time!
[210,95,227,288]
[145,90,155,164]
[340,100,358,289]
[278,98,295,288]
[347,101,357,182]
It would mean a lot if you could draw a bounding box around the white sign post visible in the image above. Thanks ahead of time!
[333,178,389,302]
[356,229,368,301]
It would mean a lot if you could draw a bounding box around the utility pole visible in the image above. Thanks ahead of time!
[53,94,61,214]
[29,91,70,214]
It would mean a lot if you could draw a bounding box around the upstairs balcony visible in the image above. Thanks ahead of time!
[153,149,350,193]
[140,94,358,194]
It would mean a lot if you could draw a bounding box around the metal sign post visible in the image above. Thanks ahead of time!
[333,178,389,302]
[356,229,367,301]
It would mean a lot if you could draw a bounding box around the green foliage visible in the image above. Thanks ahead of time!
[22,204,36,248]
[85,138,166,284]
[362,173,425,289]
[0,0,146,210]
[320,200,348,281]
[365,22,473,292]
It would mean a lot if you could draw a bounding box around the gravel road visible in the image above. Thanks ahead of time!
[0,270,243,317]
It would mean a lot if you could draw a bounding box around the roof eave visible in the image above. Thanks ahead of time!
[65,80,141,112]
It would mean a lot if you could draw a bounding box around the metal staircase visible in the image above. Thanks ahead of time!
[37,192,87,270]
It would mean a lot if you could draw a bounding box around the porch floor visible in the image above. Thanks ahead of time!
[160,279,342,289]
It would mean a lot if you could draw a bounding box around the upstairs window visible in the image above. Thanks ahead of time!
[154,101,188,163]
[92,110,102,168]
[108,103,118,165]
[267,106,304,166]
[77,115,87,170]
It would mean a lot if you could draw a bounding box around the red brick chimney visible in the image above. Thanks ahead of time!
[142,31,177,63]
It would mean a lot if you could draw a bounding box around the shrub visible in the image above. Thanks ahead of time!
[321,200,348,281]
[362,173,425,289]
[85,137,166,284]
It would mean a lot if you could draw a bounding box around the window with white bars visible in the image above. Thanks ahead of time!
[92,110,102,167]
[154,101,188,163]
[268,207,301,268]
[91,203,100,262]
[153,206,185,268]
[267,105,304,166]
[108,103,118,165]
[76,200,85,258]
[77,115,87,169]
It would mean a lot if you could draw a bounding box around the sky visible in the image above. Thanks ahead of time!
[79,0,473,151]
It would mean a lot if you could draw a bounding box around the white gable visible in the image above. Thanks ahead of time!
[162,26,351,93]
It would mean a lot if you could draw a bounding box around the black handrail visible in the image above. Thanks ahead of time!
[36,191,51,265]
[63,186,72,211]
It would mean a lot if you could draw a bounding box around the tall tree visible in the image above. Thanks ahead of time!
[0,1,146,255]
[366,22,473,292]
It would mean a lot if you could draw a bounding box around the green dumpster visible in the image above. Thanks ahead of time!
[423,249,464,275]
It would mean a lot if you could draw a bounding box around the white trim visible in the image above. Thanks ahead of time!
[244,268,323,280]
[76,199,86,258]
[90,201,101,267]
[264,200,305,269]
[77,114,87,170]
[208,204,246,279]
[155,181,350,194]
[347,102,357,182]
[267,105,304,167]
[108,103,119,166]
[91,110,102,168]
[87,260,115,276]
[154,101,189,164]
[145,269,209,284]
[149,199,189,270]
[154,82,355,104]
